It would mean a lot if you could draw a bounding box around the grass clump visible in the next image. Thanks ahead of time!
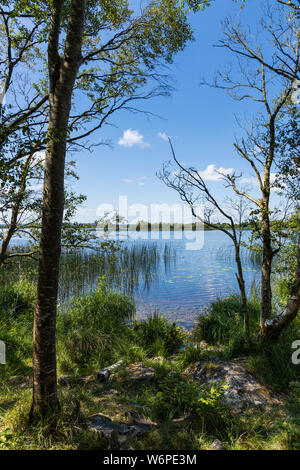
[132,313,186,357]
[57,285,136,375]
[193,293,260,345]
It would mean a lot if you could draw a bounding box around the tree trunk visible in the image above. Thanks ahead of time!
[235,244,250,337]
[30,0,86,421]
[260,205,273,333]
[0,155,32,267]
[259,236,300,342]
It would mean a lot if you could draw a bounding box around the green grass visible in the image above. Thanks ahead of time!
[191,290,300,393]
[0,279,299,450]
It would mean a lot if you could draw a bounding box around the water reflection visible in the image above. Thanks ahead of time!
[58,230,260,328]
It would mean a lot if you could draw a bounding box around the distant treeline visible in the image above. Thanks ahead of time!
[90,220,257,232]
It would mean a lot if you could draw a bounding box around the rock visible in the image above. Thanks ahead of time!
[87,413,153,446]
[59,376,72,387]
[118,423,135,435]
[125,363,155,381]
[124,410,140,423]
[88,414,116,440]
[210,439,227,451]
[152,356,164,363]
[192,357,282,412]
[117,436,129,449]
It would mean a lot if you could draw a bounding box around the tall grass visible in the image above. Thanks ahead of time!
[217,244,262,268]
[0,242,175,305]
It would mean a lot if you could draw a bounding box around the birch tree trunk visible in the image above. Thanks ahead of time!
[30,0,86,420]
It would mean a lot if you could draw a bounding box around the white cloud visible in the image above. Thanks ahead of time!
[74,207,97,223]
[122,176,147,184]
[197,164,233,181]
[32,151,45,164]
[240,173,277,187]
[122,178,134,183]
[118,129,149,148]
[157,132,169,141]
[28,183,43,192]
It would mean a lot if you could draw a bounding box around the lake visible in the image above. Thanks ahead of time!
[92,230,260,329]
[9,229,260,329]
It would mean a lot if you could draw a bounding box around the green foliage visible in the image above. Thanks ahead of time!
[193,294,260,345]
[0,280,35,379]
[276,384,300,450]
[151,370,231,435]
[58,283,135,333]
[273,211,300,303]
[132,313,186,357]
[247,318,300,392]
[192,291,300,392]
[56,284,135,374]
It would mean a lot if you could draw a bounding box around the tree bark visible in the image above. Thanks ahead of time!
[235,245,250,337]
[260,236,300,342]
[260,206,273,332]
[0,155,32,267]
[30,0,86,421]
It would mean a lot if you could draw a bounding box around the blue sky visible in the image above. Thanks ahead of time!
[72,0,281,223]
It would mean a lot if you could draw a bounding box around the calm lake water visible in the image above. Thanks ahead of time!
[9,229,260,329]
[100,230,260,329]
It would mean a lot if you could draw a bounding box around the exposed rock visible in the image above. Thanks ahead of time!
[125,410,157,430]
[125,363,155,381]
[210,439,227,451]
[117,436,129,449]
[88,414,116,440]
[152,356,164,363]
[192,357,283,412]
[58,375,72,387]
[87,412,155,447]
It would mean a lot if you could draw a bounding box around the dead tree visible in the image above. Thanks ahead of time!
[203,3,299,336]
[159,138,251,338]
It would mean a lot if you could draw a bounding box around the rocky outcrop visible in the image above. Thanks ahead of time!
[192,357,283,412]
[210,439,227,450]
[87,413,157,449]
[125,362,155,381]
